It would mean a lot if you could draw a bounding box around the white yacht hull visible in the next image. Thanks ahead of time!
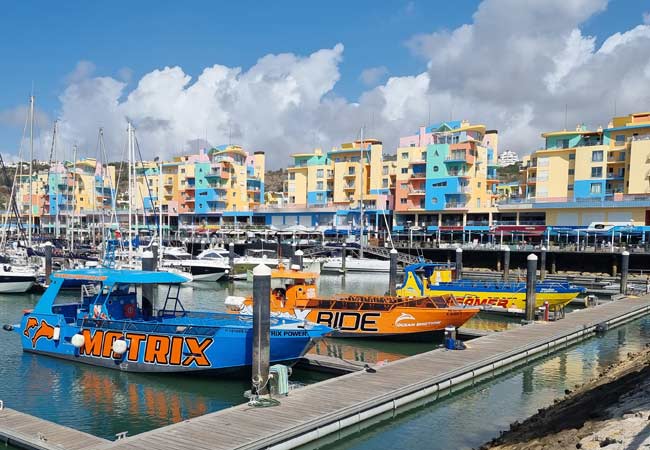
[321,257,390,274]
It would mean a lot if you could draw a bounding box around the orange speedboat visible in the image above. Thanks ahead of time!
[225,266,479,339]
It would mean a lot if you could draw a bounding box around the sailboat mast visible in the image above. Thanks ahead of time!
[28,95,34,246]
[359,126,364,259]
[159,160,163,269]
[70,145,77,253]
[127,123,133,266]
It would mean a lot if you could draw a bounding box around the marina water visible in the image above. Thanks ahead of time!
[0,274,641,449]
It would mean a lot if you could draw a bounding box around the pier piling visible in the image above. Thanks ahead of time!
[152,243,159,270]
[551,253,557,274]
[294,249,304,270]
[621,251,630,294]
[389,248,398,296]
[503,246,510,281]
[540,247,547,281]
[44,242,53,281]
[455,248,463,281]
[612,255,618,277]
[228,242,235,273]
[525,253,538,323]
[341,243,347,274]
[251,264,272,398]
[141,251,155,318]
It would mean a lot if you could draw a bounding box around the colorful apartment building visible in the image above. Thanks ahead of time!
[283,139,395,229]
[498,112,650,226]
[135,145,266,230]
[393,121,499,230]
[13,158,116,234]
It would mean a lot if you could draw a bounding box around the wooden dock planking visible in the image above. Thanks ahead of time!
[0,407,109,450]
[94,296,650,450]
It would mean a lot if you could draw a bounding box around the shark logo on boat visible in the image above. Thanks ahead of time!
[394,313,416,325]
[23,318,56,348]
[293,308,311,321]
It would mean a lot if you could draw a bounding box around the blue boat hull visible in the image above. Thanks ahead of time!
[19,314,322,374]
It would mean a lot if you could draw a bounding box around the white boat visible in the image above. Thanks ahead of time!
[321,256,390,274]
[0,264,37,293]
[162,247,229,282]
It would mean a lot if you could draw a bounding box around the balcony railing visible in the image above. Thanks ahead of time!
[444,202,468,209]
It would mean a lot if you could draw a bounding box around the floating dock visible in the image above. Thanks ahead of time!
[3,296,650,450]
[0,406,108,450]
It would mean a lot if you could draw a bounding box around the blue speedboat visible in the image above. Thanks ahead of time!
[7,268,330,374]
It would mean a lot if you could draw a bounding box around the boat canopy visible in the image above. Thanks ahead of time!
[52,268,189,286]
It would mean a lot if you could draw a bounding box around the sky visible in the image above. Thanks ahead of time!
[0,0,649,168]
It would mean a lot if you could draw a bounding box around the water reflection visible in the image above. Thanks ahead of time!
[312,315,650,450]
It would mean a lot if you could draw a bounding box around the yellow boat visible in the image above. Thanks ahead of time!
[397,263,585,312]
[226,266,479,339]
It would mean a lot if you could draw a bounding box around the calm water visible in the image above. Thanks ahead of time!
[0,272,621,450]
[312,316,650,450]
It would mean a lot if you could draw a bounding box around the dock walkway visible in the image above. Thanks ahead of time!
[95,296,650,450]
[0,407,108,450]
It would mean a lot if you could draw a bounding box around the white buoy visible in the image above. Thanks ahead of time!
[71,334,85,348]
[112,339,128,355]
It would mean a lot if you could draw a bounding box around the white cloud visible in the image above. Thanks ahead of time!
[65,60,96,84]
[644,11,650,24]
[26,0,650,167]
[359,66,389,86]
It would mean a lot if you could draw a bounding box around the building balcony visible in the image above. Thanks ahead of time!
[343,184,355,190]
[444,202,468,210]
[448,172,470,178]
[526,177,537,184]
[205,171,222,178]
[343,173,356,178]
[457,185,472,194]
[445,153,474,164]
[408,159,426,165]
[407,189,426,196]
[409,173,426,180]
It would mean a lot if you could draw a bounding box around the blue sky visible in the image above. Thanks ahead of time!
[1,0,649,165]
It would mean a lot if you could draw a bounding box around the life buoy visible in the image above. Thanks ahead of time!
[123,303,137,319]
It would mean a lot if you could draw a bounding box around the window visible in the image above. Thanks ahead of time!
[421,152,427,160]
[289,173,295,180]
[401,153,409,160]
[568,184,574,191]
[568,169,575,175]
[400,198,407,204]
[401,168,408,174]
[558,139,569,149]
[477,182,481,188]
[316,169,324,178]
[431,181,448,188]
[382,167,388,175]
[348,167,355,175]
[316,193,323,202]
[615,135,625,145]
[591,150,603,162]
[400,183,408,189]
[591,167,602,178]
[316,181,323,190]
[618,152,626,161]
[382,179,389,188]
[433,166,439,172]
[476,198,481,208]
[590,183,602,194]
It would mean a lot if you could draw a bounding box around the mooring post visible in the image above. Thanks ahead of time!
[550,253,557,274]
[455,248,463,280]
[525,253,538,323]
[503,246,510,281]
[341,243,347,274]
[389,248,398,296]
[251,264,272,398]
[539,247,547,281]
[228,242,235,273]
[612,255,618,278]
[44,242,53,282]
[152,243,159,271]
[294,249,304,270]
[141,251,155,318]
[620,250,630,295]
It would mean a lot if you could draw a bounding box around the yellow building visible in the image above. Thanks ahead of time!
[498,112,650,226]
